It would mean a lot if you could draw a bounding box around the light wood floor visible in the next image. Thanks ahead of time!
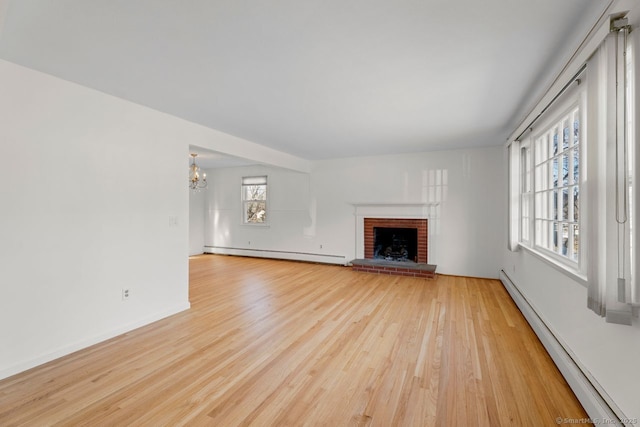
[0,255,588,426]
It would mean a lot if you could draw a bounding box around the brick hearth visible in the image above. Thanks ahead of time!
[351,259,436,279]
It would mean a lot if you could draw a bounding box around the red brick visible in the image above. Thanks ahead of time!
[363,217,428,263]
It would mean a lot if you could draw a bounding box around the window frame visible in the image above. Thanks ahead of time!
[241,175,268,226]
[518,83,587,277]
[520,141,533,246]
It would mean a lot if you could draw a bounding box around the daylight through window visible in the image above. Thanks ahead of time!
[242,176,267,224]
[533,106,581,263]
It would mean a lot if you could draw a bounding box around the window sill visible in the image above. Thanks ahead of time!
[241,223,271,228]
[519,244,588,288]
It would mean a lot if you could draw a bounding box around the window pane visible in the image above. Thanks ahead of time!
[543,220,549,248]
[245,201,266,223]
[573,186,579,222]
[535,162,548,191]
[543,162,549,190]
[535,164,542,191]
[542,190,550,220]
[535,219,542,245]
[573,148,579,183]
[242,176,267,185]
[573,225,579,261]
[521,146,530,192]
[244,184,266,201]
[530,104,581,263]
[535,136,546,165]
[540,191,551,220]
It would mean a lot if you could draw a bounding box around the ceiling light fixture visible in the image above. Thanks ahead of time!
[189,153,207,190]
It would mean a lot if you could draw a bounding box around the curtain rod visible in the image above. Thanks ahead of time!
[513,64,587,142]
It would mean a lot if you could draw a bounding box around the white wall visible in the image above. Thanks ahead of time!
[0,58,309,379]
[189,189,205,256]
[206,146,504,278]
[0,60,194,379]
[502,250,640,418]
[205,165,321,257]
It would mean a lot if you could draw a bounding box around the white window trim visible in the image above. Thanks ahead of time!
[520,245,588,285]
[520,141,533,246]
[507,141,522,252]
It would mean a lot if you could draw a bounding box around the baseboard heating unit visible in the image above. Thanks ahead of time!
[499,270,628,425]
[204,246,347,265]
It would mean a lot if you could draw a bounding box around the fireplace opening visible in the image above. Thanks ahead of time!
[373,227,418,262]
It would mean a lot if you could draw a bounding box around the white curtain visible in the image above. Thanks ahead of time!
[586,30,636,324]
[585,36,607,316]
[631,27,640,308]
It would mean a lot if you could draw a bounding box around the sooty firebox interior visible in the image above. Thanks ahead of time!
[373,227,418,262]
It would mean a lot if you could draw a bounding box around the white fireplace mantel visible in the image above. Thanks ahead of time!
[351,202,438,260]
[352,202,438,219]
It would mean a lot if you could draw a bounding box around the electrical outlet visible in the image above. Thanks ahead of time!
[122,288,130,301]
[320,244,323,249]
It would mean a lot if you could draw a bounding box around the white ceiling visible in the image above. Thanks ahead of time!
[0,0,607,162]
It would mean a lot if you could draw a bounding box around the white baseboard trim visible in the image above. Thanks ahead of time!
[0,302,190,381]
[204,246,348,265]
[499,270,628,423]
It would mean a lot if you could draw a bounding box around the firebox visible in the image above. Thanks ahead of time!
[373,227,417,262]
[363,218,428,263]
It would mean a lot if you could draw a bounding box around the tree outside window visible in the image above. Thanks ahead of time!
[242,176,267,224]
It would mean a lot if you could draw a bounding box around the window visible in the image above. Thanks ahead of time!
[507,18,640,320]
[242,176,267,224]
[532,105,581,264]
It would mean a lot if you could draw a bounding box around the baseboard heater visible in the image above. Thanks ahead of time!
[499,270,627,424]
[204,246,347,265]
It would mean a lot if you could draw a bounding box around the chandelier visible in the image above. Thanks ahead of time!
[189,153,208,190]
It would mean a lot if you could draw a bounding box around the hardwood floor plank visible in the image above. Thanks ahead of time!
[0,255,589,426]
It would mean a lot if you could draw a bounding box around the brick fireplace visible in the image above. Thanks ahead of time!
[363,218,428,263]
[351,203,437,278]
[352,216,435,278]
